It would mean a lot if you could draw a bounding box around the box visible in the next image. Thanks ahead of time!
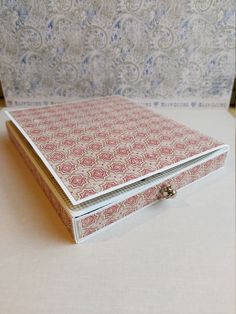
[5,96,228,242]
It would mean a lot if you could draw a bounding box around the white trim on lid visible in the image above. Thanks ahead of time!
[5,108,229,207]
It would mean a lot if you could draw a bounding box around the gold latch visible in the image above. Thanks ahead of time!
[160,185,177,199]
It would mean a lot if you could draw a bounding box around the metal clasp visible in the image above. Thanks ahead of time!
[160,185,177,199]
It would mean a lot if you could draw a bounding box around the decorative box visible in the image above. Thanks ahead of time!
[5,96,228,243]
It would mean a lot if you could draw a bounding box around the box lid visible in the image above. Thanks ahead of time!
[5,96,227,206]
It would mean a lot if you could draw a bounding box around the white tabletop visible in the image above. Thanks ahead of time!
[0,107,234,314]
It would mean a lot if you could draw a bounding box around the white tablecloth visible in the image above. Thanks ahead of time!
[0,107,234,314]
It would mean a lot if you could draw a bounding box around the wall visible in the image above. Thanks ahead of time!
[0,0,235,107]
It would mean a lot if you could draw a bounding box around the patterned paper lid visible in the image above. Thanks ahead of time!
[6,96,222,205]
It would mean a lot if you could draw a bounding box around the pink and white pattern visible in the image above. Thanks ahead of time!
[7,96,223,204]
[6,123,74,239]
[6,119,227,243]
[78,153,227,239]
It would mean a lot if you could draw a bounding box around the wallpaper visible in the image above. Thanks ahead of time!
[0,0,235,107]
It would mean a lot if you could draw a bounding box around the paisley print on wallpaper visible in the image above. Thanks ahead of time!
[0,0,235,106]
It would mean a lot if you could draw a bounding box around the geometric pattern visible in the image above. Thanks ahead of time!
[78,152,227,239]
[6,115,227,242]
[6,122,74,238]
[8,96,223,204]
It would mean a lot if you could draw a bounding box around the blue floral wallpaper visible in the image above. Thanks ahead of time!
[0,0,235,107]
